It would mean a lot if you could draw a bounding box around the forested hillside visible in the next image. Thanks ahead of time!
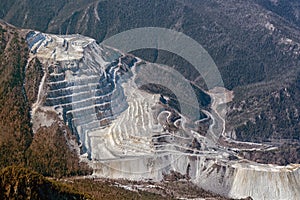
[0,21,91,177]
[1,0,299,143]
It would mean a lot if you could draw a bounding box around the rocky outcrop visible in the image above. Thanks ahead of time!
[26,30,300,200]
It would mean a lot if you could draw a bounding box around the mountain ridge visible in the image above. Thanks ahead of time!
[0,1,300,199]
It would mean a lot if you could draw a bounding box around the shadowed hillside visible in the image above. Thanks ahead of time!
[0,0,299,144]
[0,21,91,178]
[0,166,90,200]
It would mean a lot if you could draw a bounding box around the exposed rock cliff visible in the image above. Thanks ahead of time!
[26,30,300,200]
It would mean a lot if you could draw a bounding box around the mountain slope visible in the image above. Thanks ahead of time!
[0,1,300,199]
[0,166,90,200]
[0,21,237,200]
[0,20,32,168]
[255,0,300,28]
[0,0,299,144]
[0,21,91,178]
[19,24,300,200]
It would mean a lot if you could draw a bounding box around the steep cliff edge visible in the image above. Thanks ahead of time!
[0,20,91,178]
[25,28,300,200]
[1,16,300,199]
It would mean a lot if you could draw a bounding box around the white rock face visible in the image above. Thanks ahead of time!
[229,164,300,200]
[192,159,300,200]
[26,31,300,200]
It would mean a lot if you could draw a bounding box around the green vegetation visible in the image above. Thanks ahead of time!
[26,123,92,178]
[0,21,91,179]
[0,21,162,194]
[0,166,91,200]
[240,142,300,165]
[255,0,300,28]
[0,166,172,200]
[0,23,32,169]
[24,58,43,106]
[0,0,67,31]
[0,0,299,167]
[228,81,300,142]
[63,179,169,200]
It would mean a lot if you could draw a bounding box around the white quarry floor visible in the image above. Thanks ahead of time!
[27,31,300,200]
